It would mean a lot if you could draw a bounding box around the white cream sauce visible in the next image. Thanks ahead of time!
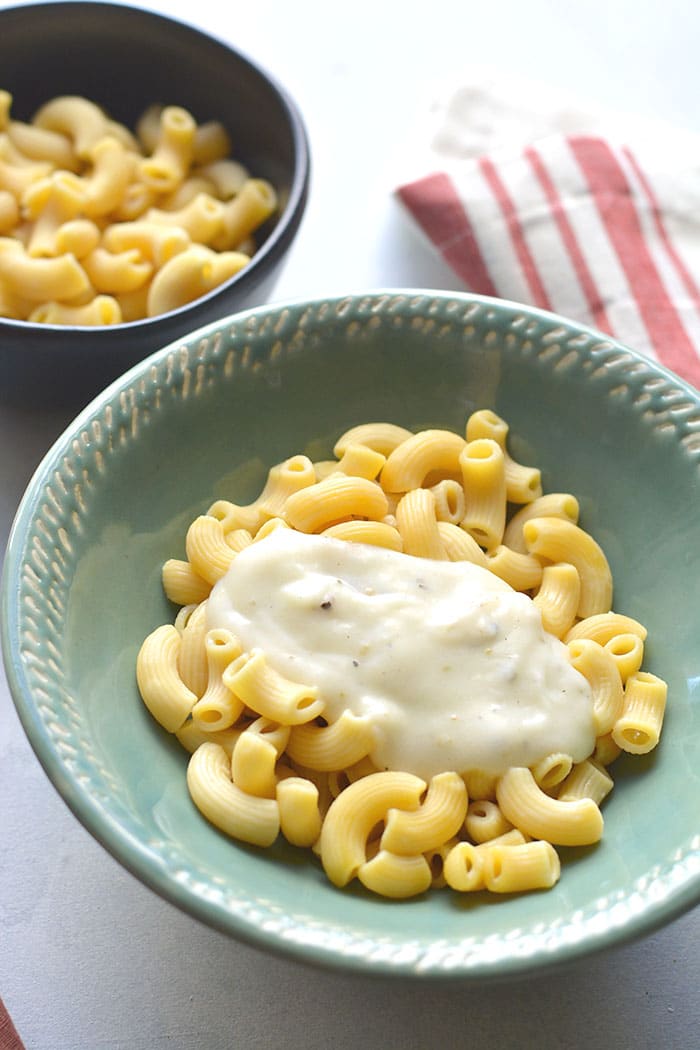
[207,529,595,778]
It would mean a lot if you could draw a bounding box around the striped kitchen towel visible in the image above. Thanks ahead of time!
[396,83,700,389]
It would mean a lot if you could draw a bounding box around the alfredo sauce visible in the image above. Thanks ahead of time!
[207,529,595,778]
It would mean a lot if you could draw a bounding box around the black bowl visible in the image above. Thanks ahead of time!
[0,1,310,407]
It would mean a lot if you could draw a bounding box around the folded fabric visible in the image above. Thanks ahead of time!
[0,996,26,1050]
[396,76,700,389]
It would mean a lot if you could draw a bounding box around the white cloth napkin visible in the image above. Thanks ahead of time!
[396,72,700,389]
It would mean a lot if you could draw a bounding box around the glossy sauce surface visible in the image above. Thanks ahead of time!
[207,530,595,777]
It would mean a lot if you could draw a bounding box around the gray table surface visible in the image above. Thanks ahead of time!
[2,1,698,1046]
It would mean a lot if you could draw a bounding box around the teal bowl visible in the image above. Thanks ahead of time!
[2,291,699,979]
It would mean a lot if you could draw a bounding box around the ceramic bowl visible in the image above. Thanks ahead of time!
[2,291,699,979]
[0,1,310,406]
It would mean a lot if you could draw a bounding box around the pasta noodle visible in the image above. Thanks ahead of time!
[0,91,278,324]
[136,408,667,900]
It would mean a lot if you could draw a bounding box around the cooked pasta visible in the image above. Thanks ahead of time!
[136,408,667,900]
[0,90,277,324]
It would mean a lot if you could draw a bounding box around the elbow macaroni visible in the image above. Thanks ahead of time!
[136,408,668,900]
[0,91,278,324]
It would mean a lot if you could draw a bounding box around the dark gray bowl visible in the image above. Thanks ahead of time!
[0,1,310,407]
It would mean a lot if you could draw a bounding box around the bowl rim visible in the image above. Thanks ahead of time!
[0,0,311,338]
[2,288,699,980]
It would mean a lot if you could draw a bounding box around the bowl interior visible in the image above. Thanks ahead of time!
[3,291,699,978]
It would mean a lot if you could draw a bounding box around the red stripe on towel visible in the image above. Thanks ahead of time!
[0,997,26,1050]
[570,136,700,386]
[478,156,553,311]
[622,145,700,305]
[525,144,612,334]
[398,173,498,295]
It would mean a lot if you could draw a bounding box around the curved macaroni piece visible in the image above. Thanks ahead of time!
[28,296,122,327]
[0,245,89,300]
[319,770,426,887]
[459,438,506,550]
[135,104,162,154]
[0,189,19,233]
[82,246,152,294]
[557,759,614,805]
[381,771,468,855]
[253,517,291,542]
[612,671,667,754]
[435,522,489,566]
[81,137,135,217]
[213,178,277,250]
[191,629,244,730]
[139,106,196,193]
[335,443,386,481]
[465,408,542,503]
[564,612,647,646]
[196,158,249,199]
[462,769,498,802]
[395,488,446,560]
[496,767,603,846]
[485,545,543,591]
[254,455,316,520]
[177,599,209,697]
[429,479,465,525]
[23,172,85,255]
[592,732,622,767]
[523,517,613,618]
[231,728,280,798]
[358,850,432,899]
[322,519,403,551]
[53,219,101,259]
[443,840,484,892]
[115,285,150,324]
[175,720,244,756]
[244,715,291,758]
[503,493,580,554]
[423,837,459,889]
[531,751,573,791]
[286,710,375,771]
[465,407,508,446]
[8,121,77,170]
[146,244,249,316]
[604,632,645,683]
[192,122,234,166]
[136,623,197,732]
[567,638,624,736]
[0,154,52,198]
[102,220,190,268]
[283,474,389,533]
[33,95,110,159]
[187,742,280,847]
[276,776,322,847]
[161,558,211,607]
[185,514,239,585]
[146,192,225,244]
[503,458,543,504]
[532,563,581,639]
[223,528,253,555]
[481,840,560,893]
[158,174,216,212]
[207,498,262,536]
[464,799,514,844]
[223,648,324,725]
[333,421,413,459]
[380,429,466,493]
[109,179,158,222]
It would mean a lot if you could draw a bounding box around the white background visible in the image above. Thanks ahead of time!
[2,1,699,1047]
